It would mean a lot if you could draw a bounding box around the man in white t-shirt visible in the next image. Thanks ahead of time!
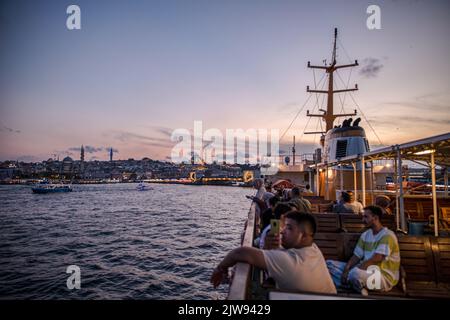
[211,211,337,295]
[251,178,265,199]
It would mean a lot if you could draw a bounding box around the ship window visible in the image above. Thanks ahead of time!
[336,140,348,158]
[364,139,370,152]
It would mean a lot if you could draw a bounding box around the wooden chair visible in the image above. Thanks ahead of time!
[427,207,450,232]
[440,207,450,229]
[314,213,341,233]
[339,214,366,233]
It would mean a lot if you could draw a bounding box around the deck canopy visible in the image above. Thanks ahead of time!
[311,132,449,236]
[320,132,450,167]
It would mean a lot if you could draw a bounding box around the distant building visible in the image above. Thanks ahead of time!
[62,156,74,175]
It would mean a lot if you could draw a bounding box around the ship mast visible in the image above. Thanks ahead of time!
[292,136,296,165]
[305,28,359,134]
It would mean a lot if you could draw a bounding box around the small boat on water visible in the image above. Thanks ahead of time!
[31,184,73,194]
[136,183,152,191]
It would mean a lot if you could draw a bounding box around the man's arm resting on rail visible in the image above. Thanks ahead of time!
[211,247,267,288]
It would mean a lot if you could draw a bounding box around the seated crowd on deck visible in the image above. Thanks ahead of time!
[211,181,400,297]
[333,191,364,214]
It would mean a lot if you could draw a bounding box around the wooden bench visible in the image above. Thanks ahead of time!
[313,213,396,234]
[314,233,344,261]
[433,237,450,286]
[339,214,366,233]
[314,214,341,233]
[315,232,450,298]
[310,202,334,214]
[339,214,397,233]
[303,195,326,201]
[403,198,450,221]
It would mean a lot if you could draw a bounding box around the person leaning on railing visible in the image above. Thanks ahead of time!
[211,211,337,295]
[287,187,312,213]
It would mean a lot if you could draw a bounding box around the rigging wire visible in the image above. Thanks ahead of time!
[335,68,353,116]
[308,72,328,138]
[312,117,321,145]
[334,78,345,116]
[279,72,326,141]
[297,73,329,145]
[336,37,357,118]
[280,94,312,141]
[335,71,384,146]
[337,38,353,64]
[312,69,321,111]
[297,104,315,144]
[348,93,384,146]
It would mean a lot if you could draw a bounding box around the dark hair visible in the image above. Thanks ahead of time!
[268,196,280,207]
[273,203,292,219]
[364,205,383,219]
[375,195,390,209]
[261,208,274,230]
[305,184,311,190]
[341,191,351,203]
[346,191,355,201]
[285,211,317,235]
[291,187,301,196]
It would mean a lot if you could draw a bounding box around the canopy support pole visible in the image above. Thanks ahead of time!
[397,147,406,231]
[431,151,439,237]
[361,156,366,207]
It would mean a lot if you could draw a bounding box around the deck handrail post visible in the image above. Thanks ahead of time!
[352,162,357,201]
[397,146,406,231]
[361,156,366,207]
[431,151,439,237]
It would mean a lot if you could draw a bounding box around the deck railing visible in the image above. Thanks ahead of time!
[227,203,256,300]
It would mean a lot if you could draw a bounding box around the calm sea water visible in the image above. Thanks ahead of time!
[0,183,252,299]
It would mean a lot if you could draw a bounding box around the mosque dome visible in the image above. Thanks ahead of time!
[62,156,73,163]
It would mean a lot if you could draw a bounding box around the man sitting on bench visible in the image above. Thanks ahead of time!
[326,205,400,295]
[211,211,337,294]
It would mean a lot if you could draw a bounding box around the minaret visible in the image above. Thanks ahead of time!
[80,145,85,162]
[80,145,85,174]
[306,28,359,135]
[109,148,113,162]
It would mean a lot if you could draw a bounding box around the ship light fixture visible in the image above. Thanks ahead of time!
[414,149,435,155]
[327,169,334,178]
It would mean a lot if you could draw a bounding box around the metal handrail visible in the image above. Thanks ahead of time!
[227,203,256,300]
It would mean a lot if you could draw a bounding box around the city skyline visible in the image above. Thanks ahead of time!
[1,0,449,162]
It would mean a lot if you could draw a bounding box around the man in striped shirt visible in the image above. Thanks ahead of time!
[326,205,400,295]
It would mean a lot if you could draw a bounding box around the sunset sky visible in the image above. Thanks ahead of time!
[1,0,449,162]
